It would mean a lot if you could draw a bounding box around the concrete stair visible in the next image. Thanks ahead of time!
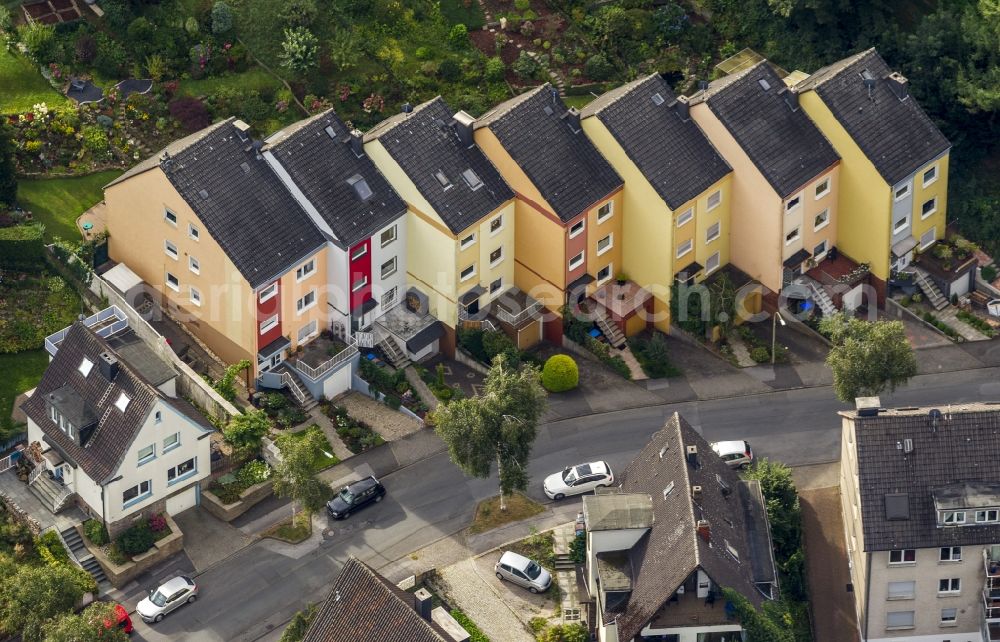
[553,522,584,624]
[29,472,73,513]
[595,309,626,349]
[808,282,837,317]
[912,267,949,310]
[378,336,411,370]
[274,364,318,412]
[59,525,108,586]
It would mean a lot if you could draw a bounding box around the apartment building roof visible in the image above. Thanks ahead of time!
[303,558,451,642]
[796,48,950,186]
[365,97,514,234]
[582,74,731,211]
[696,61,839,198]
[477,84,623,222]
[843,403,1000,551]
[21,323,210,484]
[596,412,776,641]
[265,109,408,249]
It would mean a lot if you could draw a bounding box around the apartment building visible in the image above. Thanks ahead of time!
[841,400,1000,642]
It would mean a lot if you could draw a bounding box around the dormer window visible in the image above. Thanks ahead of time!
[78,357,94,377]
[115,392,131,412]
[941,511,966,526]
[977,510,999,523]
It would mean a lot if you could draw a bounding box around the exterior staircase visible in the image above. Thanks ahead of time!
[378,336,411,370]
[807,282,837,317]
[911,266,949,310]
[273,364,318,412]
[595,309,626,349]
[29,471,74,513]
[58,525,108,586]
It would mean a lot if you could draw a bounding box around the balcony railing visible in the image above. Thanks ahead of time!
[983,590,1000,623]
[495,300,542,327]
[44,306,128,356]
[984,548,1000,578]
[294,338,359,381]
[278,370,306,404]
[354,331,375,349]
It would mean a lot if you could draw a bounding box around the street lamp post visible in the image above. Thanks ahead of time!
[771,311,785,365]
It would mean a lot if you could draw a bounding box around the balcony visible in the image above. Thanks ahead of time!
[492,287,543,329]
[287,334,358,382]
[44,306,128,356]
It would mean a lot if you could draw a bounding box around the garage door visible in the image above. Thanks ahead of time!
[166,485,198,516]
[950,272,971,298]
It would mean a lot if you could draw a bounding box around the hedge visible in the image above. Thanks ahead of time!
[0,223,44,270]
[541,354,578,392]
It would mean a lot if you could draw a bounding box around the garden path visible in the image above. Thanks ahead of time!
[727,334,757,367]
[617,346,647,381]
[333,392,422,441]
[304,409,353,461]
[936,306,993,341]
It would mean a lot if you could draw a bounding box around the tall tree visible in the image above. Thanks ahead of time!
[223,409,271,461]
[434,356,547,509]
[819,314,917,403]
[273,429,330,518]
[0,563,96,642]
[43,602,129,642]
[0,123,17,209]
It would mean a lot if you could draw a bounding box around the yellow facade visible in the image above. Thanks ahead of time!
[277,248,331,352]
[910,154,949,253]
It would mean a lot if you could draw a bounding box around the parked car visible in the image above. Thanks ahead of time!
[543,461,614,500]
[710,440,754,469]
[495,551,553,593]
[104,603,133,634]
[327,475,386,519]
[136,576,198,623]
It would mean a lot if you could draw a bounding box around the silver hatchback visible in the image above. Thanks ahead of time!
[136,575,198,623]
[494,551,552,593]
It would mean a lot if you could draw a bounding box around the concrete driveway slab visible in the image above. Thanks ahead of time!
[172,507,254,572]
[432,558,536,642]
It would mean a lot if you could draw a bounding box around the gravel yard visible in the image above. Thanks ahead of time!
[332,391,423,441]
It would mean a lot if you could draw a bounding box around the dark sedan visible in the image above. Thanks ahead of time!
[327,476,386,519]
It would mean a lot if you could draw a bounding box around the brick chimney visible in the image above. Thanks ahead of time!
[697,519,711,542]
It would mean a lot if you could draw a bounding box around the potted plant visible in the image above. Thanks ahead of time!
[615,272,629,285]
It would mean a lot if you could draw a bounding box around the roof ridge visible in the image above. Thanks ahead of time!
[796,48,876,91]
[698,60,769,102]
[263,108,337,149]
[673,413,701,569]
[105,118,234,189]
[580,74,658,118]
[477,84,549,127]
[364,96,442,141]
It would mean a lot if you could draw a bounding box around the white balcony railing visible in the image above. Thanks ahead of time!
[495,300,542,327]
[354,331,375,349]
[278,370,306,404]
[293,338,358,381]
[44,306,128,356]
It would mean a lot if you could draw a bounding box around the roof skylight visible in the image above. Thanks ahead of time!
[758,78,771,91]
[324,125,337,139]
[651,92,665,106]
[115,392,130,413]
[461,168,483,191]
[434,170,452,189]
[346,174,373,201]
[78,357,94,377]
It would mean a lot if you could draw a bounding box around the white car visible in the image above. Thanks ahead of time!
[543,461,614,500]
[710,440,754,469]
[136,575,198,623]
[495,551,552,593]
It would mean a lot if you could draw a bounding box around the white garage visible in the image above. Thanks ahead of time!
[166,484,199,516]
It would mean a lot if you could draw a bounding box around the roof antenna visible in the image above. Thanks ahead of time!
[550,86,558,103]
[929,408,942,433]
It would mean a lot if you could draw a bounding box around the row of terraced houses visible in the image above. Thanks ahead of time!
[99,48,953,403]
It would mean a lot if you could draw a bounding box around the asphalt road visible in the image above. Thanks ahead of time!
[128,366,1000,641]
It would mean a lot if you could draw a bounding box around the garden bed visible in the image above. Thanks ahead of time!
[627,331,682,378]
[468,493,544,535]
[262,511,312,544]
[358,357,429,415]
[205,458,273,503]
[325,405,385,454]
[256,390,309,429]
[79,513,184,589]
[333,392,422,442]
[275,425,340,472]
[0,271,81,354]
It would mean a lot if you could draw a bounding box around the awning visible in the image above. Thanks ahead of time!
[783,248,812,269]
[351,297,378,319]
[257,336,290,360]
[102,263,144,295]
[459,285,485,306]
[891,236,919,259]
[567,273,595,292]
[405,321,444,353]
[676,261,703,279]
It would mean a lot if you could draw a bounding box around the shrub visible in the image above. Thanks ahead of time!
[279,0,318,28]
[148,513,167,533]
[449,609,490,642]
[18,23,56,64]
[484,56,505,81]
[83,519,108,546]
[169,97,211,133]
[74,33,97,64]
[280,27,319,74]
[628,332,681,378]
[983,265,998,282]
[211,1,234,34]
[36,530,70,565]
[538,623,589,642]
[116,522,155,556]
[236,459,273,487]
[511,50,540,79]
[584,53,615,80]
[0,224,44,271]
[448,23,468,48]
[483,330,518,365]
[750,346,770,363]
[81,126,109,154]
[541,354,579,392]
[438,58,461,81]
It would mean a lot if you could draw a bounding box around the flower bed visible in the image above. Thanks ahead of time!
[258,391,308,429]
[627,332,682,378]
[326,405,385,454]
[0,271,81,353]
[957,309,997,337]
[207,458,272,504]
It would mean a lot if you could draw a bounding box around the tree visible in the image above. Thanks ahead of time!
[0,563,96,642]
[0,123,16,209]
[278,602,317,642]
[956,0,1000,114]
[721,588,793,642]
[43,602,129,642]
[819,314,917,403]
[743,458,807,600]
[211,1,234,34]
[279,27,319,75]
[223,409,271,461]
[434,356,547,509]
[18,23,56,64]
[273,429,330,518]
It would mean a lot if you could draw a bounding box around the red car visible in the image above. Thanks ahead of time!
[103,604,133,635]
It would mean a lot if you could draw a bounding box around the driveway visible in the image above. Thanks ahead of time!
[431,557,537,642]
[172,506,254,572]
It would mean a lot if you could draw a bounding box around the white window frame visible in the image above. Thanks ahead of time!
[259,315,278,335]
[942,511,966,526]
[940,608,957,626]
[938,578,960,595]
[597,202,613,223]
[891,215,910,233]
[351,244,368,261]
[138,444,156,465]
[78,357,94,377]
[122,480,152,508]
[489,247,503,267]
[814,209,830,232]
[706,190,721,211]
[676,239,693,259]
[922,164,938,188]
[188,223,200,241]
[921,197,937,219]
[460,264,476,282]
[165,271,180,292]
[886,611,914,630]
[887,581,915,600]
[296,259,316,282]
[940,546,962,562]
[164,239,178,260]
[920,227,936,250]
[190,286,202,307]
[706,222,720,243]
[164,208,177,226]
[259,283,278,303]
[163,432,180,452]
[380,225,397,247]
[814,178,830,199]
[785,194,802,213]
[380,257,398,279]
[297,319,318,343]
[166,457,197,486]
[188,256,200,275]
[785,227,800,245]
[677,208,693,228]
[889,549,916,565]
[597,234,613,256]
[894,182,911,201]
[296,290,317,315]
[814,240,828,258]
[596,263,612,284]
[569,219,585,239]
[381,286,398,310]
[976,509,999,523]
[705,251,720,274]
[352,275,368,292]
[460,233,476,250]
[489,215,504,236]
[568,251,585,271]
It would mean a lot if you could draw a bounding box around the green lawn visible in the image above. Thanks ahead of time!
[440,0,485,29]
[177,68,284,99]
[276,425,340,473]
[561,95,594,110]
[0,350,49,436]
[16,170,123,242]
[0,47,69,115]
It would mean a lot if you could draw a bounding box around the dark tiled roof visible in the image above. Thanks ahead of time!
[846,404,1000,551]
[800,49,950,186]
[266,110,407,249]
[702,62,839,198]
[104,330,175,387]
[303,558,451,642]
[159,118,326,288]
[478,85,622,222]
[585,75,731,211]
[20,323,209,483]
[366,98,513,234]
[612,413,775,641]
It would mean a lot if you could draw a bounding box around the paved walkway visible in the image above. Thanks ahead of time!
[172,506,254,573]
[76,200,107,242]
[433,558,536,642]
[617,346,648,380]
[937,306,993,341]
[728,334,756,367]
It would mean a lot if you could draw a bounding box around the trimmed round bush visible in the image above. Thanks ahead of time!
[541,354,579,392]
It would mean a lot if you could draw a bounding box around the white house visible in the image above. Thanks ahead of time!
[22,314,213,536]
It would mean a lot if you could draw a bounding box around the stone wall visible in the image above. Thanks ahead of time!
[106,497,166,539]
[885,297,951,340]
[454,348,490,375]
[79,512,184,589]
[200,479,274,522]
